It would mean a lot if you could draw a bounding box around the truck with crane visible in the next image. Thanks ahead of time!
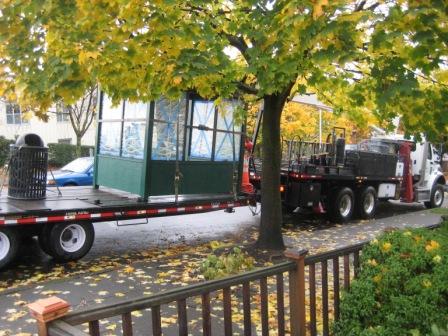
[250,128,446,222]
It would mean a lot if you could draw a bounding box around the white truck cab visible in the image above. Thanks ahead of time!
[411,141,445,207]
[373,134,446,207]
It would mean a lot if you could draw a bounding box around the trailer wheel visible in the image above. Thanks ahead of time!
[38,225,53,256]
[0,228,20,269]
[328,187,355,223]
[283,204,297,214]
[47,222,95,262]
[425,184,445,209]
[356,186,377,220]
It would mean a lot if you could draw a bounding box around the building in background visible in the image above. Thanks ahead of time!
[0,101,96,146]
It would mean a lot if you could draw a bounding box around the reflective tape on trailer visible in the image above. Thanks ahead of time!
[0,200,246,226]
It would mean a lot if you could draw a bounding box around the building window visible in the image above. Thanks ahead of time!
[56,110,70,123]
[6,104,27,125]
[58,138,72,144]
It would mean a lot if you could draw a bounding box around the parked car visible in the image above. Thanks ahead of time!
[47,157,94,187]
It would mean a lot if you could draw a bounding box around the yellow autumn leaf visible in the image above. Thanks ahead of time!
[425,240,440,252]
[105,324,117,331]
[209,240,232,250]
[78,50,101,64]
[161,316,177,327]
[433,255,442,263]
[131,311,143,317]
[367,259,378,267]
[381,242,392,253]
[41,290,62,295]
[7,310,27,321]
[173,76,182,85]
[422,279,432,288]
[123,266,135,273]
[14,300,27,306]
[312,0,328,19]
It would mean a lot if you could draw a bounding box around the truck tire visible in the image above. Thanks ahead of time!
[0,228,20,269]
[424,184,444,209]
[38,225,53,256]
[283,204,297,214]
[328,187,355,223]
[46,222,95,262]
[355,186,377,220]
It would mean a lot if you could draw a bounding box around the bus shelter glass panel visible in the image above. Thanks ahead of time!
[122,122,145,159]
[125,101,147,119]
[98,94,147,159]
[151,96,186,160]
[99,95,123,156]
[215,100,242,161]
[121,101,147,159]
[101,95,123,120]
[190,100,215,160]
[99,122,122,156]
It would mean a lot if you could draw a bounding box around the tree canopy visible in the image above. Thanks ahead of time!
[1,1,446,132]
[1,0,447,248]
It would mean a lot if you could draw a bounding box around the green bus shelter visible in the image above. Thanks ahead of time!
[93,92,244,200]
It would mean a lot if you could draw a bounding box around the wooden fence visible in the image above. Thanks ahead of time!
[29,242,366,336]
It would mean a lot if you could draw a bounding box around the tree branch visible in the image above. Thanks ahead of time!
[225,34,250,60]
[237,81,259,95]
[181,3,252,63]
[355,0,367,12]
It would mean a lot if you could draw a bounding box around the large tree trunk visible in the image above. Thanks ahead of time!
[256,94,287,250]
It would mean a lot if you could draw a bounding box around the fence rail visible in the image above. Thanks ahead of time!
[29,243,367,336]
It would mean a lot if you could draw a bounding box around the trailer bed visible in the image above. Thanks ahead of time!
[0,186,249,226]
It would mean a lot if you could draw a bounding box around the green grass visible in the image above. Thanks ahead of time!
[430,207,448,215]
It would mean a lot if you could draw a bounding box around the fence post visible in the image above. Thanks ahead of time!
[285,249,308,336]
[28,296,70,336]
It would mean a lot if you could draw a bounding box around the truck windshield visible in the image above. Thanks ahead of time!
[61,157,93,173]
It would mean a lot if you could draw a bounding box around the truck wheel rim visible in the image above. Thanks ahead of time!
[364,193,375,214]
[60,224,86,253]
[0,232,11,261]
[340,195,352,217]
[434,189,443,206]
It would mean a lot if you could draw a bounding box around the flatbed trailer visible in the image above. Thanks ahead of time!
[0,187,248,225]
[0,92,255,269]
[0,186,249,268]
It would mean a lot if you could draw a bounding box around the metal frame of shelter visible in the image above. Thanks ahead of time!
[93,92,245,201]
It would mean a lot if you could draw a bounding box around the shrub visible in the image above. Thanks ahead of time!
[428,324,448,336]
[0,136,14,167]
[334,224,448,336]
[48,143,94,167]
[200,247,255,280]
